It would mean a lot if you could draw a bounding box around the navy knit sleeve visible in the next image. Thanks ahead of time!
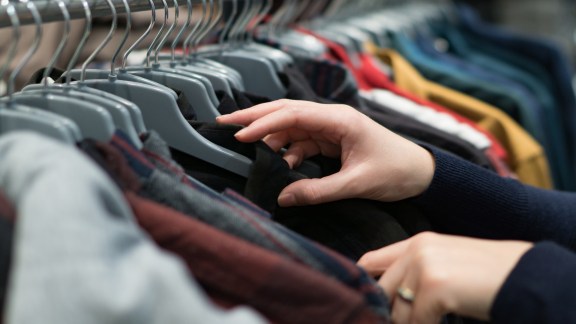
[411,147,576,249]
[491,242,576,323]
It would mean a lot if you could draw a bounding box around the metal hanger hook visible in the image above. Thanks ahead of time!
[122,0,155,69]
[80,0,117,81]
[43,0,71,88]
[8,0,42,99]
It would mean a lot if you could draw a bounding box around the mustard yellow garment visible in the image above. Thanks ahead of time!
[368,46,552,189]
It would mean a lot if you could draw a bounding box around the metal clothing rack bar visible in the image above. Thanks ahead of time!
[0,0,182,28]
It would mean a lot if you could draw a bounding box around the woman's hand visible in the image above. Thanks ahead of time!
[217,100,436,206]
[357,232,533,323]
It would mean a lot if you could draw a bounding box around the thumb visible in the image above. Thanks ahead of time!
[277,172,357,207]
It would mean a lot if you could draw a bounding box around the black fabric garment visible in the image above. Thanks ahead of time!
[171,122,423,261]
[27,67,72,85]
[360,98,497,172]
[0,191,15,320]
[279,66,334,104]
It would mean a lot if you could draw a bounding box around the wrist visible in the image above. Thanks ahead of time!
[405,145,436,199]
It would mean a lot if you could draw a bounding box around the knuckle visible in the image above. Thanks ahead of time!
[276,99,293,109]
[412,232,438,247]
[420,267,449,289]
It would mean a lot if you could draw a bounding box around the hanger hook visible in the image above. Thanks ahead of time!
[190,0,213,55]
[110,0,132,76]
[218,0,236,52]
[170,0,191,63]
[182,0,205,58]
[239,0,259,44]
[145,0,168,67]
[8,0,42,100]
[154,0,178,65]
[229,0,250,47]
[0,2,20,96]
[267,0,290,39]
[65,0,91,85]
[80,0,117,81]
[203,0,224,48]
[43,0,71,88]
[247,0,270,44]
[122,0,155,70]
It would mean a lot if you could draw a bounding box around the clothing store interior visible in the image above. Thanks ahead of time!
[0,0,575,323]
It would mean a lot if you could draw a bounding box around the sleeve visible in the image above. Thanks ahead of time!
[411,146,576,249]
[491,242,576,324]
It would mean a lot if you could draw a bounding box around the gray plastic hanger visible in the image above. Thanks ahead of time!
[159,0,235,97]
[0,2,80,144]
[121,0,223,122]
[188,0,245,90]
[19,0,142,147]
[6,1,114,142]
[200,0,287,99]
[264,0,327,59]
[182,0,245,90]
[231,0,294,70]
[75,0,252,177]
[65,0,179,102]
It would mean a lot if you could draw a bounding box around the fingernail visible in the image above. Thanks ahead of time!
[278,193,296,207]
[235,128,247,138]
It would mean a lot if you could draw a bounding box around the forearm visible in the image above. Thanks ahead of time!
[411,146,576,249]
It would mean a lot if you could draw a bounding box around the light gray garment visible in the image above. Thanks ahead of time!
[0,132,265,324]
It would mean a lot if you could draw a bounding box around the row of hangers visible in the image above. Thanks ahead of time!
[0,0,452,178]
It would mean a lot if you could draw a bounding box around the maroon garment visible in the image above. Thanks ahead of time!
[126,192,382,324]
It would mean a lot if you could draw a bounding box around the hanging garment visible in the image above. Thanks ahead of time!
[425,21,573,191]
[458,4,576,170]
[80,131,392,316]
[371,48,553,189]
[0,132,265,324]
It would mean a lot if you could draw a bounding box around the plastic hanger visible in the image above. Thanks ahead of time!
[200,0,287,99]
[5,0,115,142]
[159,0,236,97]
[263,0,328,59]
[75,0,252,177]
[120,0,222,122]
[65,0,179,102]
[185,0,245,90]
[20,0,143,147]
[229,0,293,70]
[0,2,80,144]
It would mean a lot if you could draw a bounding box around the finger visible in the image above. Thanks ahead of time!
[377,252,412,299]
[357,239,413,277]
[263,133,291,152]
[282,140,322,168]
[262,128,315,151]
[392,288,413,324]
[411,290,444,324]
[233,104,342,143]
[277,170,359,206]
[392,273,420,324]
[216,99,293,126]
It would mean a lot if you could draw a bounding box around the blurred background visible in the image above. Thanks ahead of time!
[461,0,576,69]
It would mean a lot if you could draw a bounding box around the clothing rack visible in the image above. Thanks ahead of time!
[0,0,226,28]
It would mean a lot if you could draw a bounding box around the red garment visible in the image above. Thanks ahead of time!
[296,27,509,166]
[296,27,373,91]
[126,192,382,324]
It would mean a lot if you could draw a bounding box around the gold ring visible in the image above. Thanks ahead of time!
[397,287,415,303]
